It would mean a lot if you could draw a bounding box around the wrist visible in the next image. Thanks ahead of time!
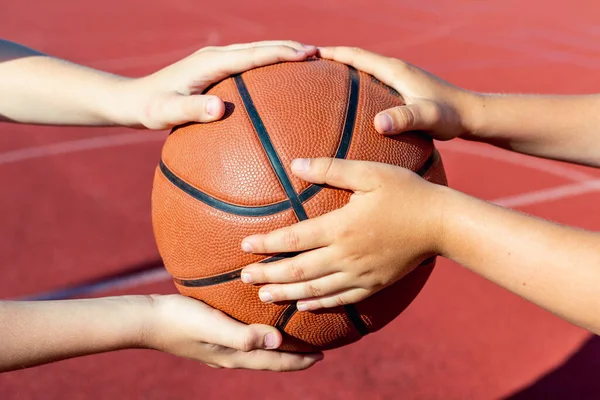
[135,294,170,351]
[457,91,491,140]
[435,185,469,261]
[110,295,157,350]
[98,77,146,128]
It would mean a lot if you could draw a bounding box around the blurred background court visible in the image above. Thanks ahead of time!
[2,0,600,398]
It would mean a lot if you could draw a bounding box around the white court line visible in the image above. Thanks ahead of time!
[0,131,167,166]
[491,179,600,208]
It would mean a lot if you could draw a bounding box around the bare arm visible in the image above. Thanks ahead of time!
[0,296,146,371]
[0,39,130,126]
[0,39,316,128]
[467,93,600,167]
[0,295,322,373]
[442,188,600,332]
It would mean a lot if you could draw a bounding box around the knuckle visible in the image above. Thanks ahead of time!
[288,262,306,281]
[343,251,363,264]
[392,106,415,129]
[271,360,286,372]
[239,328,259,352]
[362,272,386,290]
[333,295,347,307]
[305,282,322,298]
[282,230,301,251]
[259,235,275,253]
[239,337,252,353]
[322,158,337,182]
[283,40,300,48]
[219,358,237,369]
[277,358,297,372]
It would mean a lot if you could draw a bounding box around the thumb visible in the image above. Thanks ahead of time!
[374,99,441,135]
[226,324,283,352]
[151,94,226,129]
[290,157,379,192]
[203,309,284,351]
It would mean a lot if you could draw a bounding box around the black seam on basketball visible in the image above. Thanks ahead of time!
[344,305,370,336]
[294,66,361,203]
[159,161,293,216]
[336,67,360,160]
[416,148,439,177]
[337,67,371,338]
[272,66,361,333]
[275,303,298,331]
[297,184,322,204]
[234,75,308,221]
[159,146,435,218]
[173,253,302,287]
[174,269,242,287]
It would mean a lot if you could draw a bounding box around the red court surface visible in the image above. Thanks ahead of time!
[2,0,600,399]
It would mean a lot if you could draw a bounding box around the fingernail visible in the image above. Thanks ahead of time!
[264,333,278,349]
[206,98,220,116]
[296,50,307,57]
[241,272,253,284]
[308,353,324,361]
[302,44,316,50]
[376,113,393,132]
[297,303,309,312]
[241,241,253,253]
[291,158,310,172]
[259,290,273,303]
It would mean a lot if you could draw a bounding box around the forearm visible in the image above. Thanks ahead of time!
[441,187,600,333]
[0,39,132,126]
[0,296,151,372]
[464,93,600,167]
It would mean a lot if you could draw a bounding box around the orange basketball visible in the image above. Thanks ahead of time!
[151,59,447,352]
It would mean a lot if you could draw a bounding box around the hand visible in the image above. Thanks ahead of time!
[143,294,323,371]
[318,46,479,140]
[239,158,448,311]
[118,41,317,130]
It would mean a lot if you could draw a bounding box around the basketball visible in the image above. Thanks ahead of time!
[151,59,447,352]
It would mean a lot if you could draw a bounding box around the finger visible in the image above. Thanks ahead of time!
[296,288,371,311]
[318,46,403,88]
[290,157,382,192]
[241,247,335,284]
[241,214,337,254]
[202,307,283,351]
[156,94,225,127]
[258,274,351,303]
[202,40,316,53]
[222,350,324,372]
[374,100,442,134]
[201,45,318,82]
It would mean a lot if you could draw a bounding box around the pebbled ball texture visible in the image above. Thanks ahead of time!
[151,59,448,352]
